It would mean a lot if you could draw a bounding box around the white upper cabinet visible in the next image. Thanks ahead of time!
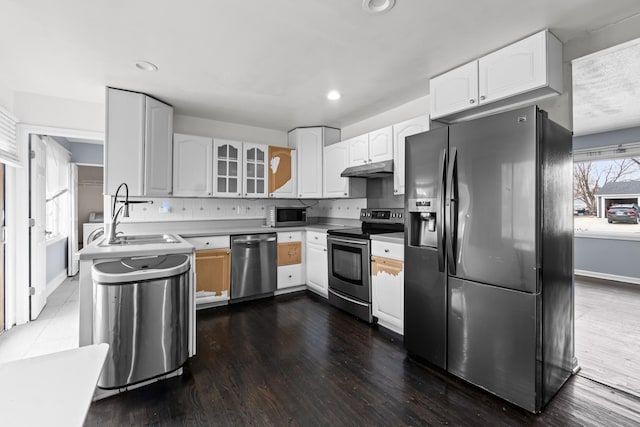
[242,142,268,198]
[105,88,174,196]
[173,133,213,197]
[429,61,479,119]
[392,115,430,195]
[368,126,394,163]
[289,127,340,198]
[347,127,393,167]
[213,139,243,198]
[144,97,174,196]
[478,30,548,104]
[347,134,369,166]
[430,30,562,122]
[323,141,366,198]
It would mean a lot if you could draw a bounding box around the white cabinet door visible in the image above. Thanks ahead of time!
[347,134,369,167]
[144,96,173,196]
[368,126,393,163]
[290,127,323,198]
[213,139,243,198]
[173,134,213,197]
[479,30,547,104]
[393,115,430,195]
[243,143,268,198]
[105,88,145,195]
[323,141,349,198]
[371,256,404,334]
[306,242,328,297]
[430,61,479,119]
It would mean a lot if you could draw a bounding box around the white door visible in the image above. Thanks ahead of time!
[393,115,430,195]
[347,135,369,167]
[213,139,243,198]
[368,126,394,163]
[144,97,174,196]
[430,61,479,119]
[243,143,268,198]
[306,242,328,297]
[29,135,47,319]
[323,141,349,198]
[173,134,213,197]
[68,163,79,276]
[478,30,547,104]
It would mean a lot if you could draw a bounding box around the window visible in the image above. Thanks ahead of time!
[0,107,20,167]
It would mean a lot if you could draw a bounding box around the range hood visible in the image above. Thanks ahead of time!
[340,160,394,178]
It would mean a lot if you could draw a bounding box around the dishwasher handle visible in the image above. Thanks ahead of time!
[233,236,277,244]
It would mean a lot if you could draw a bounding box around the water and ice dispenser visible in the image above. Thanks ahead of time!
[408,198,438,248]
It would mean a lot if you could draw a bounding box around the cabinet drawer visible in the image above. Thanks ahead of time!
[306,231,327,247]
[277,231,303,242]
[184,235,230,250]
[278,241,302,266]
[277,265,304,289]
[371,240,403,260]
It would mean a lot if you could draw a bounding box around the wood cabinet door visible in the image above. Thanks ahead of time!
[213,139,243,197]
[268,146,296,198]
[371,256,404,334]
[347,134,369,167]
[323,141,349,198]
[478,30,547,105]
[393,115,430,196]
[144,96,174,196]
[278,242,302,266]
[430,61,478,119]
[243,143,268,198]
[173,134,213,197]
[368,126,393,163]
[195,249,231,294]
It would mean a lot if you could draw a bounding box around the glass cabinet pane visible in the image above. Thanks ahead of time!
[229,145,238,159]
[217,177,227,192]
[256,163,264,178]
[257,179,264,194]
[229,161,238,177]
[257,149,264,161]
[218,145,227,159]
[229,178,237,193]
[247,148,255,161]
[247,163,255,178]
[218,160,227,176]
[247,180,255,194]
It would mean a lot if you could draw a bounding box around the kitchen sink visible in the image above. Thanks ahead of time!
[98,234,180,246]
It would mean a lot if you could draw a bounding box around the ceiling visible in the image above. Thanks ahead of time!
[572,37,640,136]
[2,0,640,132]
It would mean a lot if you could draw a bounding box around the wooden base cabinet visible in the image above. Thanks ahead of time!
[371,241,404,334]
[195,249,231,296]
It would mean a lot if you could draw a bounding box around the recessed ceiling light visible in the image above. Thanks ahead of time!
[327,90,342,100]
[135,61,158,72]
[362,0,396,14]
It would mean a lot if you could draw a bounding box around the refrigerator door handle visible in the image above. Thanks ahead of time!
[437,148,447,272]
[446,147,458,275]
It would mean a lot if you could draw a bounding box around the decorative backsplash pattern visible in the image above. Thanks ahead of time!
[119,197,367,222]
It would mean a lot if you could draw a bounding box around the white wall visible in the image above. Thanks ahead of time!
[13,91,104,132]
[0,80,14,114]
[174,114,287,146]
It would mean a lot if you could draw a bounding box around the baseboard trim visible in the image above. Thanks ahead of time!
[46,271,68,297]
[575,270,640,285]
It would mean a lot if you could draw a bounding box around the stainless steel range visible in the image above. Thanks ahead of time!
[327,208,404,322]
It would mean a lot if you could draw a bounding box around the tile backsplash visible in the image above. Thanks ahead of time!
[116,197,367,222]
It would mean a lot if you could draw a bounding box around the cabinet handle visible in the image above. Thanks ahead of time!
[208,192,211,196]
[288,275,292,279]
[394,189,398,193]
[480,95,486,101]
[238,193,241,196]
[384,249,390,253]
[314,236,318,240]
[343,193,347,196]
[323,249,327,252]
[469,99,475,104]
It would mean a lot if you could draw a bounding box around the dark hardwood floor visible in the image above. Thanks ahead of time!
[86,291,640,426]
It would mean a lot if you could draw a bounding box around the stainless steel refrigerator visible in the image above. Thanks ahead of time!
[404,105,576,413]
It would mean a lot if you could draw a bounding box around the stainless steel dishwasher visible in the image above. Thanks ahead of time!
[231,234,277,299]
[92,254,190,389]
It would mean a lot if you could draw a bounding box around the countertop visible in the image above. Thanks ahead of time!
[370,232,404,244]
[0,344,108,427]
[78,234,195,260]
[179,223,347,237]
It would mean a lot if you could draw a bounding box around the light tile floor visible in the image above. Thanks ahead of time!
[0,276,79,363]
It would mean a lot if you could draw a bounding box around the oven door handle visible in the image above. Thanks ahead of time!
[327,237,369,246]
[329,289,369,308]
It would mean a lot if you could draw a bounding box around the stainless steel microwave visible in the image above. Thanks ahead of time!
[266,206,307,227]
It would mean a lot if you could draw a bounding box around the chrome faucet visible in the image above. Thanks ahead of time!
[107,183,130,244]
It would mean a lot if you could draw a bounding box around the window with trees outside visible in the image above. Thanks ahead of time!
[574,148,640,236]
